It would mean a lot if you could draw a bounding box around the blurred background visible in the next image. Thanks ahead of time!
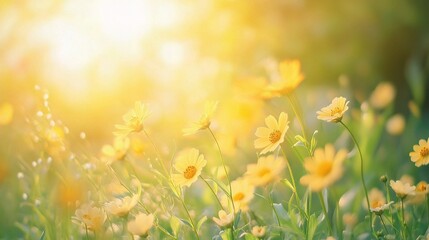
[0,0,429,238]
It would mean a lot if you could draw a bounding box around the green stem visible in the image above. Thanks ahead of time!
[200,176,224,210]
[426,194,429,224]
[318,191,333,235]
[267,185,281,227]
[143,129,169,176]
[286,94,311,157]
[280,147,302,210]
[208,128,236,214]
[340,121,374,236]
[179,194,200,240]
[400,198,406,240]
[379,215,388,234]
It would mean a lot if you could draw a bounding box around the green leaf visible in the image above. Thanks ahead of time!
[170,215,181,235]
[281,179,296,193]
[220,228,233,240]
[179,218,193,229]
[233,210,241,228]
[196,216,207,233]
[294,135,307,143]
[244,233,258,240]
[406,58,426,106]
[273,203,288,220]
[39,230,45,240]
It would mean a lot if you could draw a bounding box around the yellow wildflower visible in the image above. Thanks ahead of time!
[254,112,289,154]
[386,114,405,136]
[251,226,266,238]
[114,101,149,137]
[244,155,285,186]
[390,180,416,199]
[409,138,429,167]
[265,59,304,95]
[101,137,130,164]
[317,97,349,123]
[408,181,429,205]
[74,203,106,231]
[227,178,255,213]
[369,82,396,109]
[300,144,347,191]
[105,195,139,217]
[0,102,13,125]
[171,148,206,187]
[127,213,154,237]
[183,101,218,136]
[212,210,234,228]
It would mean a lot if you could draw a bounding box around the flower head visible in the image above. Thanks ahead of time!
[251,225,267,238]
[171,148,206,187]
[254,112,289,154]
[317,97,349,123]
[386,114,405,136]
[364,188,389,213]
[114,101,149,137]
[101,137,130,164]
[212,210,234,228]
[369,82,396,109]
[127,213,154,237]
[244,155,286,186]
[105,195,139,217]
[409,138,429,167]
[407,181,429,205]
[74,203,106,231]
[300,144,347,192]
[183,101,218,136]
[390,180,416,199]
[265,59,304,95]
[224,178,255,213]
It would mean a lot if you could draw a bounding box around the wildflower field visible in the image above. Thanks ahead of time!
[1,1,429,240]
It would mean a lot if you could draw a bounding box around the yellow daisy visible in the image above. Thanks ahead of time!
[244,155,286,187]
[183,101,218,136]
[254,112,289,155]
[390,180,416,199]
[409,138,429,167]
[114,101,149,137]
[105,195,139,217]
[212,210,234,228]
[127,213,154,237]
[101,137,130,164]
[300,144,347,192]
[224,178,255,213]
[171,148,207,187]
[251,225,267,238]
[317,97,349,123]
[265,59,304,95]
[74,203,106,231]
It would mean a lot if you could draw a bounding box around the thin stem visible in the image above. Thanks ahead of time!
[379,215,388,234]
[208,128,236,214]
[318,191,332,235]
[143,129,169,176]
[200,176,224,210]
[400,198,406,240]
[340,121,374,236]
[426,194,429,224]
[179,194,200,240]
[286,94,312,157]
[267,185,281,227]
[280,147,302,209]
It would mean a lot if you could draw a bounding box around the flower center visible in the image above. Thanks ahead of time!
[417,182,427,192]
[269,130,282,143]
[330,107,342,116]
[370,200,383,209]
[316,161,333,177]
[258,168,271,178]
[420,147,429,158]
[130,117,143,132]
[233,192,245,201]
[183,166,197,179]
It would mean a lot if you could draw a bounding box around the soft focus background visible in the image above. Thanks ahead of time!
[1,0,429,238]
